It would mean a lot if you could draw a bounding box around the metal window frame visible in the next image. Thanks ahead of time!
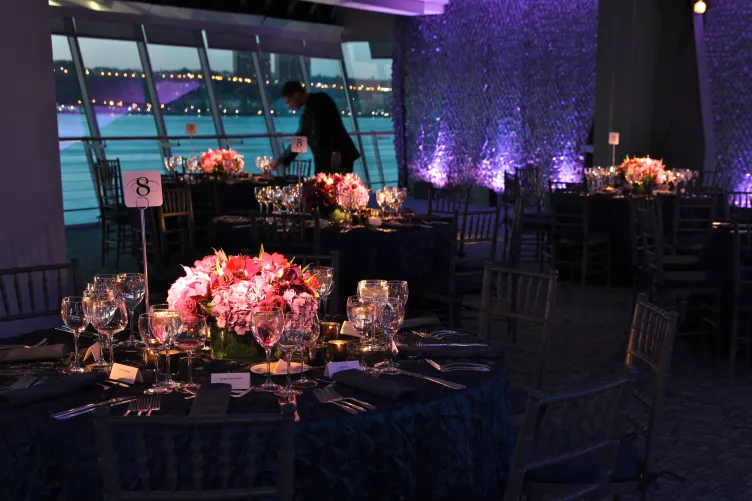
[338,48,372,187]
[137,37,172,161]
[197,45,227,149]
[254,51,281,157]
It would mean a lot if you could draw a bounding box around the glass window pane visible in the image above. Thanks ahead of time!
[52,35,90,138]
[343,42,396,186]
[306,57,353,132]
[78,37,162,176]
[206,48,273,167]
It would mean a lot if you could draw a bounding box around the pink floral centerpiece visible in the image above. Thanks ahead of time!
[301,172,369,221]
[199,148,245,176]
[166,248,318,360]
[618,156,667,190]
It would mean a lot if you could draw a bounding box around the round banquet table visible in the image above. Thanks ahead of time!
[211,217,454,312]
[0,329,513,501]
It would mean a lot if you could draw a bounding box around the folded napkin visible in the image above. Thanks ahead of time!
[190,383,232,416]
[332,369,415,401]
[0,372,107,408]
[340,321,360,338]
[398,344,505,359]
[0,344,67,363]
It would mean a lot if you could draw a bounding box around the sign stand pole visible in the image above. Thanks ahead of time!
[610,145,616,168]
[139,206,150,312]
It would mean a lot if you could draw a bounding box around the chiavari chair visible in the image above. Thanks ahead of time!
[0,260,80,321]
[730,222,752,379]
[726,191,752,224]
[291,251,340,316]
[95,408,296,501]
[668,193,719,255]
[94,159,130,267]
[158,186,196,260]
[251,212,320,256]
[505,369,635,501]
[427,185,470,217]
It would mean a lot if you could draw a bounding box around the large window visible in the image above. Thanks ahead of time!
[205,48,274,164]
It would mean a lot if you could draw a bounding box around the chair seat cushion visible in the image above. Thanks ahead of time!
[526,436,643,483]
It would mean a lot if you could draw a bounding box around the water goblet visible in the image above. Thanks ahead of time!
[174,315,208,393]
[376,189,387,219]
[148,309,182,388]
[61,296,89,373]
[115,273,145,347]
[346,295,378,373]
[386,280,409,306]
[357,279,388,306]
[276,314,306,397]
[251,308,284,392]
[310,266,334,317]
[293,314,319,389]
[138,313,172,394]
[375,298,405,374]
[89,296,128,371]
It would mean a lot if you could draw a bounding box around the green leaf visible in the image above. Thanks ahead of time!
[259,243,265,259]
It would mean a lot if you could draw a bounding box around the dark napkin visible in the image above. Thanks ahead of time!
[332,369,415,401]
[189,383,232,416]
[0,344,66,363]
[398,344,505,359]
[0,372,107,408]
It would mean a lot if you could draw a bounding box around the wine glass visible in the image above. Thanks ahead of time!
[115,273,145,347]
[276,314,306,397]
[357,279,388,306]
[375,298,405,374]
[251,308,284,392]
[293,314,319,389]
[386,280,409,306]
[346,295,377,373]
[148,309,182,388]
[376,189,388,218]
[60,296,89,373]
[138,313,172,394]
[310,266,334,318]
[89,296,128,371]
[83,286,112,370]
[174,315,208,393]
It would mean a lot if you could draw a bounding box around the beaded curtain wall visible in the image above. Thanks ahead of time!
[393,0,598,189]
[705,5,752,190]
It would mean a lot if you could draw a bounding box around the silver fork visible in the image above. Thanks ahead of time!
[0,338,48,350]
[425,359,491,372]
[323,386,376,411]
[124,396,151,416]
[313,388,361,414]
[146,395,161,416]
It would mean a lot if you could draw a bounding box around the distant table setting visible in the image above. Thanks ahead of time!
[0,262,512,500]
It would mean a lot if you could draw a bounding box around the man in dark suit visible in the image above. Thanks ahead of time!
[271,81,360,175]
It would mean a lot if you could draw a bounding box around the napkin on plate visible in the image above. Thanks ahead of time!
[332,369,415,401]
[398,344,505,359]
[0,344,67,363]
[340,321,360,338]
[0,372,107,408]
[189,383,232,416]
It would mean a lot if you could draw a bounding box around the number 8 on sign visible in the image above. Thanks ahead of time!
[122,171,163,208]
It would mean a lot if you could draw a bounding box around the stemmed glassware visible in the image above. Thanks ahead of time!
[149,304,182,388]
[310,266,334,318]
[357,279,388,305]
[173,315,208,393]
[376,189,388,219]
[60,296,89,373]
[83,284,112,371]
[251,308,284,392]
[115,273,145,347]
[276,313,306,397]
[293,314,319,389]
[138,313,172,394]
[89,296,128,371]
[386,281,409,306]
[375,298,405,373]
[346,295,377,373]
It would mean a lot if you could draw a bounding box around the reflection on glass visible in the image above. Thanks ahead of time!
[206,48,274,160]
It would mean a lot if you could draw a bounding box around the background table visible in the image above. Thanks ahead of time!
[0,329,513,501]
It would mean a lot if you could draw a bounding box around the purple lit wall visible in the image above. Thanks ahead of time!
[705,5,752,191]
[393,0,598,189]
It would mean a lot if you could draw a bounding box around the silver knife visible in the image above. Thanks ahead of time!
[52,396,136,420]
[396,370,466,390]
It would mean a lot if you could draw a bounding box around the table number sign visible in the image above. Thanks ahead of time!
[185,122,197,135]
[210,372,251,390]
[109,363,143,384]
[291,136,308,153]
[122,171,163,209]
[608,132,620,145]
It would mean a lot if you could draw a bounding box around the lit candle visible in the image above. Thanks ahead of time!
[320,322,340,342]
[327,340,348,362]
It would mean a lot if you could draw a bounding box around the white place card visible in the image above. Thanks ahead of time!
[608,132,620,145]
[324,361,362,378]
[211,372,251,390]
[84,342,102,362]
[368,217,382,227]
[291,135,308,153]
[109,363,143,384]
[122,170,163,208]
[340,321,360,338]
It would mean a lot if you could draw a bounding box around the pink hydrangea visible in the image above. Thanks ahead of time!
[166,269,212,317]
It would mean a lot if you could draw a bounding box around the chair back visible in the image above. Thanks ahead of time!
[287,159,312,179]
[93,159,125,212]
[95,408,296,501]
[627,197,656,271]
[670,193,717,249]
[458,207,500,261]
[635,200,667,283]
[727,191,752,223]
[517,166,543,210]
[427,185,470,216]
[188,181,219,246]
[732,222,752,296]
[290,251,340,315]
[504,369,636,501]
[252,213,320,256]
[625,294,678,480]
[158,186,196,259]
[478,265,557,390]
[550,192,591,240]
[0,260,80,321]
[502,198,524,266]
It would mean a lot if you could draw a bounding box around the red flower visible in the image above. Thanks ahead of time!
[226,255,261,279]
